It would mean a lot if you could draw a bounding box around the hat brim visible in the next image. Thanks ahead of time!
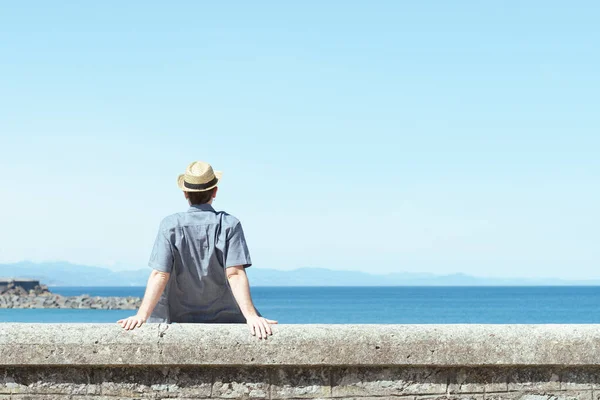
[177,171,222,192]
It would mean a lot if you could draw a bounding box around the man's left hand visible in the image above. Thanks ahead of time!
[117,315,146,330]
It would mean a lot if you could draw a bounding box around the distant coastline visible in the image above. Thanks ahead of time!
[2,261,600,287]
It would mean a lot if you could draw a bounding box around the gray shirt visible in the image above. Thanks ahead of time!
[147,204,253,323]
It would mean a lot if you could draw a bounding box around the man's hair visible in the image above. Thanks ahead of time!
[187,188,216,205]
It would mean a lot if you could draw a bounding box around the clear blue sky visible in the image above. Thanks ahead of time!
[0,1,598,279]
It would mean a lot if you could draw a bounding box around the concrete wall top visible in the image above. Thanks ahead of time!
[1,324,599,367]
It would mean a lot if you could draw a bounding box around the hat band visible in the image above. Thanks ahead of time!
[183,176,218,190]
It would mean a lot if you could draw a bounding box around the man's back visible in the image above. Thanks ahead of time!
[148,203,252,323]
[119,161,275,338]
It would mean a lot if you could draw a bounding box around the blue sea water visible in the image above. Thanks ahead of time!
[2,286,600,324]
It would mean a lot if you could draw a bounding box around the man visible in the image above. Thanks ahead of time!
[118,161,277,339]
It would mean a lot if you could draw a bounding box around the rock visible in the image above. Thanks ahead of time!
[1,280,142,310]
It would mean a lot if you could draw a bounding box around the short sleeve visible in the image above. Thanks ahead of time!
[148,228,174,273]
[224,222,252,268]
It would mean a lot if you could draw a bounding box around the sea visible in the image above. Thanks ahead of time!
[3,286,600,324]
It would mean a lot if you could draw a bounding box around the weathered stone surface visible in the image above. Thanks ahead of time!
[71,397,147,400]
[10,395,71,399]
[212,367,269,398]
[4,366,91,395]
[1,366,214,398]
[560,368,600,390]
[485,392,593,400]
[484,393,527,400]
[332,367,448,397]
[508,368,561,392]
[414,396,484,400]
[448,367,508,393]
[162,367,213,398]
[0,371,11,394]
[333,398,416,400]
[4,324,600,367]
[0,366,598,399]
[93,366,212,398]
[271,367,331,399]
[2,325,600,399]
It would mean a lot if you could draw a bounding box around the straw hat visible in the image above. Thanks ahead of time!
[177,161,223,192]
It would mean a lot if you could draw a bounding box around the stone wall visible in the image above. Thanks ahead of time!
[1,324,600,399]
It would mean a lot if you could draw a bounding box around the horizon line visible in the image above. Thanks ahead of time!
[2,260,600,282]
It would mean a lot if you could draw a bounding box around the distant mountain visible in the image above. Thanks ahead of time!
[0,261,148,286]
[246,268,599,286]
[0,261,598,287]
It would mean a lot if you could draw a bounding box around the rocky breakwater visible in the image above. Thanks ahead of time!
[0,280,142,309]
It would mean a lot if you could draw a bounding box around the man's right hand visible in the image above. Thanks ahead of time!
[246,315,278,339]
[117,314,147,331]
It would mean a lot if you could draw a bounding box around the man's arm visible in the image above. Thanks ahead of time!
[118,269,170,330]
[227,266,277,339]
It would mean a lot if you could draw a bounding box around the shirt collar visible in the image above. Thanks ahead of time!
[188,204,215,212]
